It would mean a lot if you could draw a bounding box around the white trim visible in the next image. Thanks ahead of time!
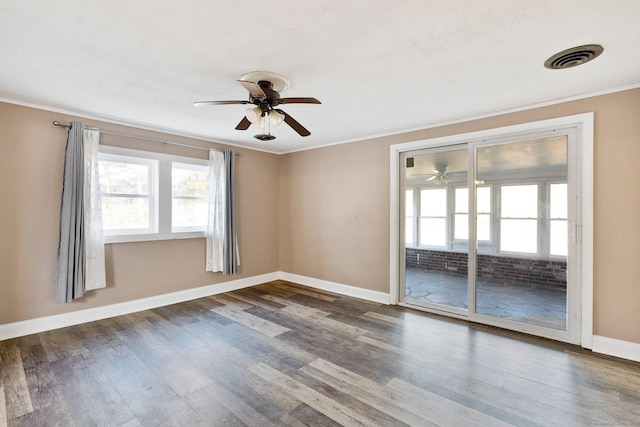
[592,336,640,363]
[389,150,401,304]
[278,272,391,304]
[579,114,594,349]
[0,272,278,341]
[390,113,594,347]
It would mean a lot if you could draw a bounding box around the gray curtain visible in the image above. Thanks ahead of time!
[223,149,239,274]
[55,121,85,303]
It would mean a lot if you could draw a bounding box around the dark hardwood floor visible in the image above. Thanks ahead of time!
[1,280,639,426]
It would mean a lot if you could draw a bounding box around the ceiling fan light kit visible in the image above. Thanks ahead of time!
[194,71,320,141]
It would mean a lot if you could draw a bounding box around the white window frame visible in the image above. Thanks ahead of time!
[99,145,208,244]
[99,152,158,237]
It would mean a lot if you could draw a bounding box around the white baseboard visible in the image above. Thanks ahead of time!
[592,335,640,363]
[277,271,391,304]
[0,272,279,341]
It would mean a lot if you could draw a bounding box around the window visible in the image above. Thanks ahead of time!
[500,184,538,253]
[454,187,491,241]
[99,154,158,235]
[419,188,447,246]
[98,146,209,243]
[172,162,209,232]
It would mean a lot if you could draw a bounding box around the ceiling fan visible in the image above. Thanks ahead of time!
[425,164,451,185]
[421,165,484,185]
[194,71,321,141]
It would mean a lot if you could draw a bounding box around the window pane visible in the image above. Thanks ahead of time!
[550,183,568,219]
[172,164,209,198]
[500,219,537,253]
[454,213,468,240]
[455,188,468,213]
[550,220,568,256]
[99,161,149,195]
[477,213,491,241]
[172,163,209,230]
[420,218,446,246]
[405,217,414,246]
[501,185,538,218]
[421,189,446,216]
[405,190,414,213]
[454,187,490,241]
[101,197,149,230]
[172,199,208,228]
[477,187,491,214]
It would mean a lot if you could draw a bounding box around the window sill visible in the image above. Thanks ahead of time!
[104,231,205,244]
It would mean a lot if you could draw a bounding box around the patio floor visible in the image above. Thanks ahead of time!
[404,267,567,330]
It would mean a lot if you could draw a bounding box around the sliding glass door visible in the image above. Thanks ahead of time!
[473,136,570,332]
[402,146,469,315]
[400,130,579,343]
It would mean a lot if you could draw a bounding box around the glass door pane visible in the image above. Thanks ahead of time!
[474,136,568,330]
[402,147,469,313]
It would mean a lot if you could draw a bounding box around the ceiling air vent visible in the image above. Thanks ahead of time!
[544,44,604,70]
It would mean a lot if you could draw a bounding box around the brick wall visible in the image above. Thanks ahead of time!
[405,248,567,289]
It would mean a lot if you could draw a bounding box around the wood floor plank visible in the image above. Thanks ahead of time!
[362,311,405,325]
[261,294,370,336]
[226,290,288,310]
[51,352,137,426]
[385,377,520,427]
[0,343,33,419]
[273,282,338,302]
[503,373,632,424]
[0,386,7,427]
[202,379,280,427]
[301,358,437,426]
[181,387,245,426]
[249,362,392,427]
[284,403,345,426]
[208,294,254,310]
[210,305,290,337]
[8,400,76,427]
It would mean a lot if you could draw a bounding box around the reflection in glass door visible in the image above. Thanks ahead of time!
[400,132,577,342]
[402,146,469,315]
[474,137,569,330]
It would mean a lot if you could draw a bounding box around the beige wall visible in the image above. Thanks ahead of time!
[0,102,280,324]
[279,88,640,344]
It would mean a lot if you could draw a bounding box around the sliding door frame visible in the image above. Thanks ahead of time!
[389,113,594,347]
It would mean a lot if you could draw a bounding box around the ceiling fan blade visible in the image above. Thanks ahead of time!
[275,109,311,137]
[278,97,322,104]
[194,100,250,106]
[425,176,437,181]
[237,80,266,99]
[235,116,251,130]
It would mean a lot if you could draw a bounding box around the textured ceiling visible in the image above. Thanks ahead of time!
[1,1,639,154]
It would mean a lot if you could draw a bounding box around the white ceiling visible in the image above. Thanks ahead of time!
[1,1,639,154]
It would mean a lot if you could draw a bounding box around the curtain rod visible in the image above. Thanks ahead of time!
[52,121,239,156]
